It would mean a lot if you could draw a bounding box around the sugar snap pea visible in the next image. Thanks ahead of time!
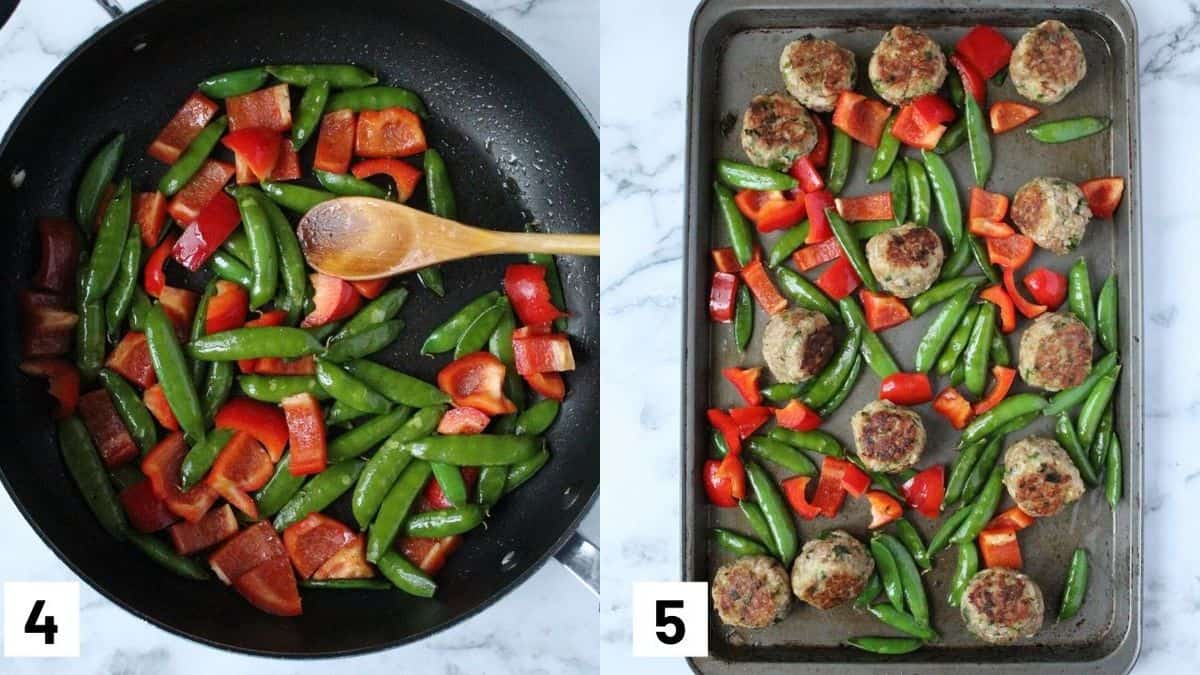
[190,327,323,360]
[325,320,404,363]
[1068,258,1097,333]
[891,518,930,571]
[260,181,334,213]
[75,296,104,381]
[326,401,368,427]
[503,448,550,493]
[202,361,234,422]
[407,434,540,466]
[745,436,817,475]
[209,250,254,287]
[128,288,152,332]
[854,573,883,611]
[869,537,904,612]
[327,406,414,462]
[969,235,1000,284]
[516,399,560,436]
[159,117,227,196]
[925,506,971,560]
[145,305,205,443]
[905,157,931,226]
[99,369,157,454]
[377,551,436,597]
[180,428,236,490]
[916,286,974,372]
[267,64,378,88]
[964,302,995,397]
[104,227,141,344]
[826,128,852,195]
[828,208,879,292]
[314,169,390,198]
[455,301,504,358]
[82,177,131,303]
[1043,351,1119,417]
[911,276,984,318]
[1097,275,1118,352]
[273,459,365,530]
[839,296,898,378]
[948,541,979,607]
[421,291,502,355]
[991,330,1010,366]
[768,428,843,458]
[867,114,901,183]
[768,222,810,267]
[327,86,427,116]
[715,159,797,191]
[231,188,278,309]
[61,415,131,541]
[854,220,898,240]
[1027,116,1110,143]
[1106,433,1122,507]
[951,460,1005,544]
[1078,367,1120,447]
[866,603,938,641]
[1055,414,1099,485]
[959,435,1004,506]
[890,160,909,224]
[937,304,981,376]
[737,500,781,559]
[198,67,268,98]
[475,466,507,507]
[1058,548,1089,620]
[934,117,967,155]
[334,288,409,340]
[351,405,444,528]
[254,452,309,518]
[127,531,209,579]
[949,357,966,386]
[940,239,973,281]
[430,462,468,506]
[760,382,810,405]
[877,533,928,624]
[254,191,306,323]
[847,454,903,500]
[714,181,755,266]
[733,285,753,352]
[301,578,391,590]
[343,360,449,407]
[943,441,982,506]
[817,353,863,418]
[745,460,798,566]
[775,267,839,322]
[367,460,433,561]
[1091,406,1113,475]
[846,636,923,655]
[947,68,965,108]
[238,374,328,402]
[922,151,963,247]
[801,328,862,409]
[964,92,992,186]
[712,528,769,556]
[417,149,460,296]
[290,79,331,150]
[189,280,217,384]
[76,133,124,229]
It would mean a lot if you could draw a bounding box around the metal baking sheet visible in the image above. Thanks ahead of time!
[682,1,1141,671]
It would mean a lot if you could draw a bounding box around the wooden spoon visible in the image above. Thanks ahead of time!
[296,197,600,280]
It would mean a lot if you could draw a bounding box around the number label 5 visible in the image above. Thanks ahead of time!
[632,582,708,657]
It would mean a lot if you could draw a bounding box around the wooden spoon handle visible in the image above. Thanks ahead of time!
[483,231,600,257]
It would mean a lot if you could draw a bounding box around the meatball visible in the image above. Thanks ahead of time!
[1010,177,1092,254]
[961,567,1045,643]
[868,26,948,105]
[790,530,874,610]
[1010,20,1087,104]
[851,399,926,473]
[740,92,819,169]
[761,308,836,383]
[779,38,856,113]
[1018,312,1093,391]
[1003,436,1085,518]
[864,223,945,298]
[711,555,793,628]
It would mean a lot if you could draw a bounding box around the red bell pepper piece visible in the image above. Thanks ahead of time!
[254,356,317,376]
[841,461,871,498]
[438,352,517,416]
[205,280,249,334]
[740,259,788,315]
[859,289,911,331]
[989,101,1039,134]
[159,286,200,336]
[912,93,956,126]
[792,236,842,271]
[281,393,327,476]
[831,91,892,148]
[973,366,1017,415]
[355,107,427,158]
[91,183,116,231]
[118,478,178,534]
[232,555,302,616]
[301,273,361,328]
[803,189,837,243]
[282,513,358,579]
[780,476,822,520]
[986,233,1035,269]
[968,187,1010,221]
[505,263,566,326]
[1022,267,1067,310]
[19,291,76,359]
[33,217,79,294]
[214,397,289,462]
[715,453,747,501]
[729,406,771,439]
[836,192,894,222]
[774,399,822,431]
[987,507,1036,532]
[890,103,947,150]
[399,535,463,576]
[1079,176,1125,219]
[524,371,565,401]
[208,520,287,585]
[422,467,479,511]
[879,372,934,406]
[721,367,762,406]
[148,92,219,163]
[706,408,743,457]
[141,432,219,523]
[104,332,155,389]
[735,189,806,233]
[1003,268,1047,319]
[206,431,273,519]
[221,127,283,181]
[237,309,288,373]
[313,109,356,174]
[933,387,974,430]
[143,384,180,431]
[168,504,238,555]
[133,192,168,248]
[866,490,904,528]
[955,26,1014,79]
[437,406,490,435]
[812,456,848,517]
[711,247,741,274]
[703,459,738,508]
[77,389,138,468]
[173,191,242,271]
[949,53,987,104]
[144,232,179,298]
[979,284,1017,333]
[708,271,739,323]
[900,465,945,518]
[166,159,236,224]
[807,114,830,167]
[968,216,1015,238]
[312,535,374,580]
[226,84,292,132]
[978,527,1023,569]
[352,159,423,202]
[816,256,861,300]
[19,358,81,419]
[348,278,390,300]
[237,139,303,184]
[512,332,575,376]
[789,156,825,193]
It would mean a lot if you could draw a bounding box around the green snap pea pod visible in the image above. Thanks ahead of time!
[963,92,992,186]
[104,227,141,344]
[828,208,879,292]
[260,181,334,213]
[202,361,234,422]
[711,528,769,556]
[890,160,909,224]
[1044,352,1119,417]
[503,447,550,493]
[854,219,897,239]
[326,401,368,427]
[866,604,938,641]
[921,151,963,247]
[854,574,883,610]
[876,533,928,624]
[961,395,1048,446]
[99,369,157,454]
[737,500,781,559]
[1027,116,1111,143]
[128,532,209,579]
[768,428,843,458]
[516,400,560,436]
[911,276,984,317]
[715,159,797,191]
[455,302,504,358]
[254,453,308,518]
[943,441,983,506]
[198,67,268,97]
[1055,414,1099,485]
[145,305,205,442]
[416,150,459,297]
[959,435,1004,507]
[714,182,755,266]
[190,280,218,386]
[190,327,323,360]
[1091,407,1114,474]
[915,286,974,373]
[733,284,753,352]
[82,177,131,303]
[1058,548,1090,620]
[180,428,236,490]
[291,81,330,150]
[963,302,996,397]
[951,460,1006,544]
[891,519,930,571]
[301,578,392,590]
[366,459,432,561]
[968,235,1000,284]
[745,436,817,475]
[1068,258,1097,333]
[76,133,124,229]
[760,382,810,404]
[1077,368,1120,447]
[949,359,966,386]
[430,462,469,506]
[775,267,840,322]
[939,240,973,281]
[817,353,863,418]
[475,466,507,507]
[334,288,409,340]
[324,320,404,363]
[839,296,899,378]
[405,504,484,537]
[948,541,979,607]
[314,169,390,198]
[992,68,1008,86]
[925,506,971,560]
[745,460,798,566]
[307,321,344,342]
[1106,433,1122,507]
[867,115,901,183]
[934,117,968,155]
[343,360,450,407]
[327,406,414,462]
[421,291,502,354]
[801,328,862,409]
[905,157,931,226]
[488,300,526,411]
[253,191,306,323]
[231,188,278,309]
[826,128,852,195]
[209,250,254,287]
[766,222,809,267]
[238,375,328,402]
[327,86,427,116]
[267,64,378,88]
[377,551,436,597]
[936,304,981,376]
[1097,275,1119,352]
[846,636,923,655]
[869,538,904,612]
[221,229,253,265]
[59,416,129,540]
[272,459,365,531]
[128,288,152,332]
[159,117,227,196]
[848,454,903,500]
[990,331,1010,366]
[947,68,965,108]
[407,434,540,466]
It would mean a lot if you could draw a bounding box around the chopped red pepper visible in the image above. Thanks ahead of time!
[144,232,179,298]
[166,159,235,224]
[973,366,1017,415]
[254,355,317,376]
[238,310,288,373]
[19,358,80,419]
[208,521,287,586]
[774,399,822,431]
[237,139,302,185]
[978,527,1022,569]
[313,109,356,174]
[232,555,302,616]
[205,280,249,334]
[949,53,987,104]
[119,478,178,534]
[141,432,219,523]
[437,406,490,435]
[168,504,238,555]
[148,92,219,163]
[437,352,517,416]
[301,273,361,328]
[803,189,837,243]
[780,476,822,520]
[221,127,283,181]
[282,513,358,579]
[841,461,872,498]
[104,331,156,389]
[740,259,788,315]
[879,372,934,406]
[1003,268,1047,319]
[933,387,974,430]
[859,289,911,331]
[986,506,1036,532]
[173,191,242,271]
[1022,267,1067,310]
[989,101,1039,134]
[812,456,848,517]
[512,332,575,376]
[721,367,762,406]
[133,192,168,248]
[422,467,479,510]
[890,103,946,150]
[955,26,1014,79]
[226,84,292,132]
[815,256,861,300]
[968,187,1010,221]
[735,189,806,233]
[91,183,116,231]
[986,233,1035,269]
[900,465,945,518]
[980,284,1017,333]
[355,107,427,158]
[807,114,830,167]
[205,431,274,519]
[312,535,373,580]
[352,159,423,202]
[33,217,79,294]
[523,371,565,401]
[792,237,842,271]
[968,216,1014,238]
[143,383,180,431]
[19,291,76,359]
[1079,177,1125,219]
[505,263,566,326]
[714,453,747,501]
[729,406,771,439]
[711,247,741,274]
[912,93,956,125]
[867,490,904,528]
[398,535,463,576]
[708,271,739,323]
[706,408,742,458]
[348,278,391,300]
[78,389,138,468]
[159,286,199,335]
[831,91,892,148]
[836,192,894,222]
[214,397,289,462]
[789,156,825,193]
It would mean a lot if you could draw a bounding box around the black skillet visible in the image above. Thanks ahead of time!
[0,0,598,657]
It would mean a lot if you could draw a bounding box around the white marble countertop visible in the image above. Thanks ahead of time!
[0,0,597,672]
[601,0,1197,672]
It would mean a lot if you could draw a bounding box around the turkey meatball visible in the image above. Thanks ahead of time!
[779,38,857,113]
[1010,20,1087,104]
[1010,176,1092,254]
[790,530,874,610]
[741,92,819,169]
[851,399,926,473]
[864,223,945,298]
[761,308,836,383]
[1018,312,1093,391]
[1003,436,1085,518]
[868,26,948,105]
[711,555,793,628]
[961,567,1045,644]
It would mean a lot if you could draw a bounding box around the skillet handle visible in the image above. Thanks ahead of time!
[553,531,598,598]
[93,0,122,19]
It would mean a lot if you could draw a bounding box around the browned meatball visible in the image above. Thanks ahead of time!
[761,308,836,383]
[850,399,926,473]
[864,223,945,298]
[711,555,793,628]
[740,92,819,169]
[1003,436,1085,518]
[1010,20,1087,104]
[1010,177,1092,254]
[868,26,948,105]
[790,530,874,609]
[961,568,1045,643]
[779,38,856,113]
[1018,312,1093,391]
